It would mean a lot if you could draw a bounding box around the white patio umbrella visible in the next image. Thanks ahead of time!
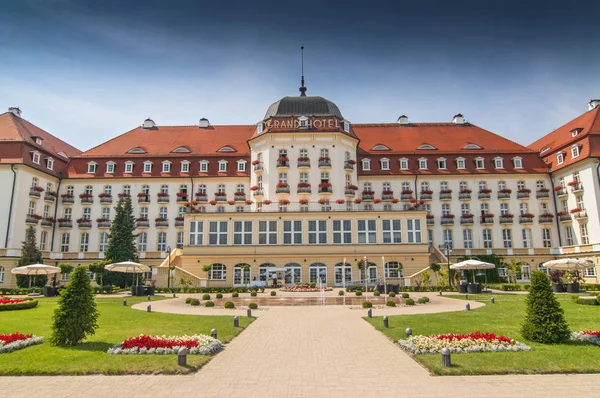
[450,259,495,283]
[542,258,594,271]
[11,264,61,288]
[104,261,151,286]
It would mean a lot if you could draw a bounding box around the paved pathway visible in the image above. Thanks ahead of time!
[2,302,600,397]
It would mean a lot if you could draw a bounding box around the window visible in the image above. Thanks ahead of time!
[308,220,327,244]
[258,221,277,245]
[209,221,228,245]
[497,181,506,191]
[481,203,489,214]
[177,231,184,248]
[442,203,450,216]
[561,199,568,212]
[83,185,92,196]
[456,158,466,169]
[32,151,41,164]
[383,182,391,191]
[380,158,390,170]
[565,226,574,246]
[142,185,150,194]
[542,228,552,248]
[343,121,350,133]
[106,162,115,173]
[47,157,54,170]
[233,221,252,245]
[382,220,402,243]
[138,232,147,251]
[140,207,148,220]
[143,161,152,173]
[87,162,97,173]
[237,160,246,172]
[189,221,203,245]
[99,232,108,252]
[581,224,590,245]
[572,145,580,159]
[517,180,525,191]
[418,144,437,150]
[79,233,89,252]
[83,208,91,220]
[28,201,35,215]
[401,182,410,192]
[573,172,580,182]
[500,203,509,216]
[519,202,529,215]
[198,184,207,194]
[418,158,428,170]
[407,219,422,243]
[536,180,545,190]
[299,172,309,183]
[478,181,487,191]
[363,182,372,192]
[399,158,409,170]
[459,181,468,191]
[584,266,597,277]
[463,229,473,249]
[300,149,308,158]
[309,263,327,284]
[209,264,226,280]
[181,161,190,173]
[40,231,47,251]
[494,158,504,169]
[0,266,4,283]
[357,220,377,244]
[483,229,493,249]
[577,195,585,210]
[278,172,288,184]
[103,185,112,195]
[159,207,168,219]
[556,153,565,165]
[279,149,288,157]
[522,228,532,248]
[332,220,352,244]
[162,161,171,173]
[200,161,209,172]
[125,161,134,173]
[513,157,523,169]
[362,159,371,171]
[160,184,169,194]
[420,182,430,192]
[102,207,110,220]
[475,158,485,169]
[460,203,470,215]
[440,181,449,191]
[283,221,302,244]
[437,158,447,170]
[217,184,226,193]
[443,229,453,247]
[320,148,329,158]
[385,262,403,278]
[123,185,131,195]
[61,233,70,252]
[502,229,512,248]
[218,160,227,172]
[157,232,167,252]
[64,207,72,220]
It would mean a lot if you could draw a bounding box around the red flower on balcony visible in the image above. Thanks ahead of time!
[277,156,288,162]
[382,190,394,195]
[276,182,289,188]
[175,217,184,221]
[280,199,290,205]
[373,198,382,204]
[214,192,226,197]
[540,213,554,218]
[426,215,434,219]
[235,191,246,196]
[567,180,580,187]
[318,156,330,162]
[297,182,311,188]
[61,193,74,198]
[409,197,417,203]
[56,217,70,223]
[32,186,45,192]
[79,193,93,199]
[29,214,43,220]
[252,159,261,165]
[479,188,492,194]
[391,198,400,203]
[96,218,110,223]
[499,189,512,194]
[176,192,188,197]
[501,213,514,218]
[420,190,433,195]
[362,190,374,195]
[440,189,453,194]
[227,200,235,205]
[459,189,472,194]
[442,214,455,219]
[520,213,535,218]
[98,193,112,198]
[482,213,494,218]
[118,193,131,198]
[518,188,531,194]
[299,199,309,204]
[262,200,272,205]
[346,184,358,190]
[461,214,474,218]
[553,186,565,192]
[347,159,356,165]
[136,217,148,222]
[335,199,345,204]
[250,185,259,191]
[155,217,167,222]
[401,189,413,195]
[157,192,169,197]
[137,192,149,197]
[318,198,327,204]
[297,156,310,162]
[354,198,363,204]
[76,218,91,223]
[245,200,253,205]
[209,200,217,205]
[46,191,57,197]
[320,182,332,189]
[556,211,568,216]
[570,207,583,214]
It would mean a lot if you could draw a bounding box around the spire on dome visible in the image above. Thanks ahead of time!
[299,46,307,96]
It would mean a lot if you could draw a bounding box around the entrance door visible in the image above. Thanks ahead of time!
[521,265,531,281]
[368,266,378,284]
[309,263,327,285]
[284,263,301,285]
[233,264,250,287]
[334,264,352,286]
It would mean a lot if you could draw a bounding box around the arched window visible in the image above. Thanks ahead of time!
[259,263,276,282]
[334,262,352,286]
[284,263,302,285]
[233,263,251,286]
[209,263,226,280]
[309,262,327,284]
[198,184,207,194]
[385,261,403,278]
[31,177,39,188]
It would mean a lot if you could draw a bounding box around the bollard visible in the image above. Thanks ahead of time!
[441,347,451,367]
[123,299,127,306]
[465,303,470,311]
[147,304,151,312]
[491,297,495,304]
[367,308,372,318]
[210,329,217,339]
[172,293,176,298]
[465,294,468,299]
[247,308,252,317]
[233,316,239,327]
[405,328,413,338]
[147,295,151,301]
[177,347,188,366]
[439,291,442,296]
[383,316,389,328]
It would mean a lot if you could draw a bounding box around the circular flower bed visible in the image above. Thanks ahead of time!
[107,334,223,355]
[0,332,44,353]
[572,331,600,346]
[0,297,38,311]
[398,331,531,354]
[281,285,332,292]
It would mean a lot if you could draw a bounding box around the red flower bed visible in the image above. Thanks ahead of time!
[434,331,513,344]
[120,335,200,350]
[0,332,33,345]
[0,297,26,305]
[580,330,600,338]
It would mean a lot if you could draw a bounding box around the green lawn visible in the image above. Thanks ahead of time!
[0,296,253,375]
[365,294,600,375]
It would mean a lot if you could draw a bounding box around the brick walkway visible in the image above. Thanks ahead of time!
[2,304,600,397]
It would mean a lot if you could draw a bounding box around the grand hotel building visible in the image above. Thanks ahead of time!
[1,92,600,288]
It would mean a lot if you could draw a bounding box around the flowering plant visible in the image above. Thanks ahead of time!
[520,213,535,218]
[96,218,110,223]
[335,199,345,204]
[481,213,494,218]
[176,192,188,198]
[318,156,330,162]
[420,190,433,195]
[157,192,169,197]
[235,191,246,196]
[118,193,131,198]
[280,199,290,205]
[250,185,259,191]
[461,214,474,219]
[61,193,74,198]
[282,285,330,292]
[320,182,332,188]
[276,182,289,188]
[556,210,569,216]
[262,200,272,205]
[479,188,492,194]
[347,159,356,165]
[553,186,565,192]
[500,213,514,218]
[0,332,43,354]
[499,188,512,194]
[76,218,91,224]
[459,189,472,194]
[426,215,434,219]
[79,193,93,198]
[251,159,261,165]
[373,198,382,204]
[107,334,222,355]
[382,190,394,195]
[98,193,112,198]
[401,189,413,195]
[537,188,550,193]
[354,198,363,204]
[398,332,530,354]
[227,200,235,205]
[346,185,358,190]
[318,198,327,204]
[299,199,309,204]
[0,297,26,305]
[277,156,288,162]
[245,200,253,205]
[297,156,310,162]
[391,198,399,203]
[209,200,217,205]
[517,188,531,193]
[441,214,455,218]
[567,180,580,186]
[214,192,226,197]
[440,189,453,194]
[570,207,583,214]
[362,190,375,195]
[297,182,311,188]
[32,186,45,192]
[137,192,149,198]
[572,331,600,346]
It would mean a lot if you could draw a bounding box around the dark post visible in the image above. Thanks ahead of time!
[233,316,239,327]
[466,303,470,311]
[405,328,412,338]
[210,329,217,339]
[383,316,389,328]
[491,297,495,304]
[147,295,151,301]
[367,308,372,318]
[147,304,151,312]
[247,308,252,317]
[177,347,188,366]
[123,299,127,306]
[166,245,172,290]
[441,348,451,367]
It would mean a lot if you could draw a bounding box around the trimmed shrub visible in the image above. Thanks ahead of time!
[389,292,396,298]
[422,296,430,303]
[250,291,257,297]
[216,293,223,299]
[224,301,235,309]
[522,271,571,344]
[355,290,363,296]
[577,296,599,305]
[248,302,258,310]
[270,291,276,297]
[373,291,381,297]
[202,294,211,300]
[401,293,409,299]
[386,300,396,307]
[232,292,239,298]
[260,287,265,293]
[204,300,215,307]
[405,298,415,306]
[362,301,372,308]
[417,297,427,304]
[190,298,200,306]
[0,299,38,311]
[338,290,345,296]
[185,297,192,304]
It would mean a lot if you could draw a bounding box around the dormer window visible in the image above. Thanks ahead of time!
[474,157,485,170]
[494,157,504,169]
[31,151,41,165]
[540,147,550,154]
[46,157,54,170]
[456,157,466,169]
[257,122,264,134]
[237,160,247,172]
[217,146,236,153]
[180,160,190,173]
[298,116,308,129]
[57,151,68,158]
[362,159,371,171]
[125,161,134,173]
[571,145,580,159]
[417,144,437,150]
[87,162,98,174]
[200,160,209,173]
[463,143,482,150]
[162,161,171,173]
[372,144,390,151]
[143,161,153,173]
[513,157,523,169]
[106,162,116,174]
[418,158,428,170]
[172,146,190,153]
[127,147,146,154]
[571,129,581,137]
[380,158,390,170]
[218,160,228,172]
[436,158,447,170]
[399,158,409,170]
[557,153,565,165]
[34,137,43,145]
[343,121,350,133]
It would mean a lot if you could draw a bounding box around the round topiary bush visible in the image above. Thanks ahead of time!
[405,298,415,306]
[423,296,430,302]
[250,291,257,297]
[185,297,192,304]
[204,300,215,307]
[202,294,211,300]
[190,298,200,306]
[417,297,427,304]
[338,290,345,296]
[355,290,363,296]
[388,292,396,298]
[386,300,396,307]
[216,293,223,299]
[232,292,239,298]
[270,291,276,296]
[401,293,409,299]
[248,302,258,309]
[362,301,372,308]
[373,291,381,297]
[224,301,235,309]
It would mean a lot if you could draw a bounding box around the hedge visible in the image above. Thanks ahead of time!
[577,296,599,306]
[0,300,38,311]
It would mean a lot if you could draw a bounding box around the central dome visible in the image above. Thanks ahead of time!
[264,96,343,120]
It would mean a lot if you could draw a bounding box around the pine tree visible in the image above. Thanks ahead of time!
[50,266,99,346]
[16,226,45,288]
[105,196,138,263]
[521,271,571,344]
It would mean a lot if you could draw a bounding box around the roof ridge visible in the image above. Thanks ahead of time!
[76,126,141,157]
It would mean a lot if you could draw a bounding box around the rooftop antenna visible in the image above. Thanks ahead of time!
[299,46,307,96]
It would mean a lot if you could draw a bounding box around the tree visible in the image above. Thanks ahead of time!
[505,258,522,284]
[105,197,138,264]
[50,266,99,346]
[16,226,45,288]
[521,271,570,344]
[429,262,441,285]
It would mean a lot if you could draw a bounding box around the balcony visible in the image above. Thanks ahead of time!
[99,194,113,204]
[29,187,42,198]
[214,194,227,202]
[426,216,434,225]
[439,190,452,201]
[517,189,531,199]
[80,194,93,204]
[420,191,433,200]
[195,193,208,202]
[44,192,57,202]
[344,160,355,171]
[276,158,289,168]
[58,219,73,228]
[440,215,455,225]
[572,209,588,219]
[318,184,333,194]
[155,219,169,227]
[555,187,568,197]
[253,189,264,198]
[539,214,554,223]
[118,194,131,201]
[499,215,514,224]
[175,217,185,227]
[234,192,247,201]
[518,214,534,224]
[362,191,375,201]
[138,194,151,203]
[536,189,550,199]
[253,161,263,172]
[318,157,331,168]
[61,195,74,204]
[497,190,511,200]
[478,190,492,200]
[97,219,111,228]
[557,212,572,222]
[382,191,394,201]
[276,185,290,194]
[40,218,54,227]
[77,219,92,228]
[176,194,188,203]
[25,214,40,225]
[458,191,472,200]
[136,218,150,228]
[297,184,312,194]
[401,191,413,201]
[569,182,584,193]
[460,215,474,225]
[480,215,494,224]
[297,158,311,169]
[344,187,356,196]
[157,194,170,203]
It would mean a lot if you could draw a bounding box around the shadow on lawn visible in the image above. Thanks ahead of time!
[68,341,114,352]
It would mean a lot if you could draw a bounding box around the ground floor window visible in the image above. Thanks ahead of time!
[309,263,327,284]
[233,264,250,285]
[334,263,352,286]
[259,263,276,282]
[384,261,403,278]
[210,263,226,280]
[284,263,302,284]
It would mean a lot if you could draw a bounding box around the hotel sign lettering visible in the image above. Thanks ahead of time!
[266,118,341,130]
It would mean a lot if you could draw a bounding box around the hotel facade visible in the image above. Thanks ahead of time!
[1,92,600,288]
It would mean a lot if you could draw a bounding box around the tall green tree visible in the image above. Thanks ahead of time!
[16,225,46,288]
[50,266,99,346]
[521,271,570,344]
[105,197,138,263]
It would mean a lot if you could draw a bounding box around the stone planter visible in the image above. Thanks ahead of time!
[458,284,468,293]
[43,286,58,297]
[552,283,565,293]
[566,283,580,293]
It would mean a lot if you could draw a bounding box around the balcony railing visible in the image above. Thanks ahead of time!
[80,195,94,204]
[298,187,312,194]
[420,192,433,200]
[97,220,111,228]
[276,159,289,168]
[155,220,169,227]
[276,186,291,194]
[175,218,185,227]
[497,191,511,199]
[183,201,421,214]
[253,162,263,172]
[25,215,40,224]
[234,193,246,201]
[297,159,311,168]
[136,219,150,228]
[382,193,394,200]
[573,209,588,219]
[195,193,207,202]
[478,191,491,199]
[253,189,264,197]
[61,195,74,204]
[77,220,92,228]
[555,188,567,197]
[58,219,73,228]
[400,193,413,200]
[318,158,331,168]
[318,186,333,194]
[460,216,474,225]
[536,190,550,199]
[44,193,57,202]
[499,216,514,224]
[458,191,471,200]
[40,218,54,227]
[344,188,356,196]
[558,213,572,222]
[440,216,455,225]
[439,192,452,200]
[138,194,151,203]
[214,194,227,202]
[480,215,494,224]
[29,188,43,197]
[362,192,374,200]
[516,190,531,199]
[426,217,434,225]
[539,214,554,223]
[99,195,113,204]
[176,194,188,203]
[570,182,583,192]
[157,194,170,203]
[344,161,355,170]
[518,215,534,224]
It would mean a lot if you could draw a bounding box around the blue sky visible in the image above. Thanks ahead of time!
[0,0,598,151]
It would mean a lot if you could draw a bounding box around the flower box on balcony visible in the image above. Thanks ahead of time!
[253,162,263,171]
[539,213,554,223]
[373,198,382,204]
[234,192,246,201]
[335,199,345,204]
[118,193,131,200]
[354,198,363,204]
[280,199,290,205]
[299,199,309,205]
[99,193,113,203]
[262,200,272,205]
[344,187,355,195]
[245,200,253,205]
[96,218,111,228]
[29,187,43,197]
[480,214,494,224]
[344,161,355,170]
[441,214,455,225]
[569,182,583,192]
[253,189,264,197]
[517,189,531,199]
[460,215,474,224]
[57,218,73,228]
[297,157,311,167]
[40,217,55,227]
[519,213,534,223]
[25,214,41,224]
[362,190,374,200]
[382,190,394,200]
[175,217,185,227]
[276,157,289,167]
[214,192,226,201]
[44,191,57,201]
[138,193,151,202]
[420,190,433,200]
[318,157,331,167]
[458,190,472,200]
[61,194,74,204]
[176,193,188,202]
[319,183,332,194]
[499,214,514,224]
[79,193,94,203]
[226,200,235,205]
[536,189,550,198]
[136,218,150,227]
[155,218,169,227]
[77,218,92,228]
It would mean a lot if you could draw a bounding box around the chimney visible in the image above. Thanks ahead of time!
[8,107,21,117]
[397,115,409,125]
[452,113,465,125]
[198,118,210,128]
[588,99,600,111]
[142,117,156,129]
